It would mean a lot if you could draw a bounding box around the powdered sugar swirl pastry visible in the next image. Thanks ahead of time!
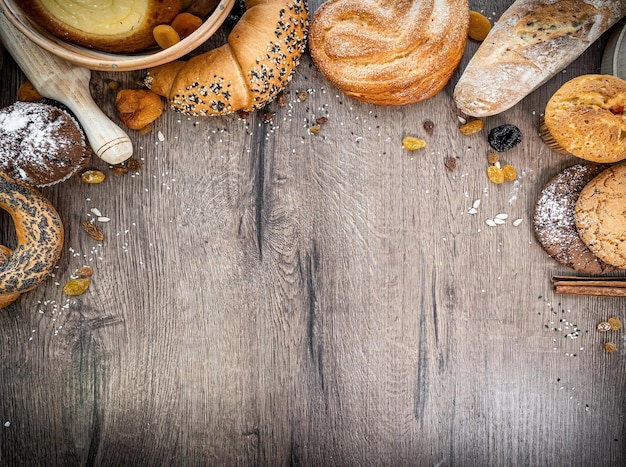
[308,0,469,106]
[0,102,91,187]
[454,0,626,117]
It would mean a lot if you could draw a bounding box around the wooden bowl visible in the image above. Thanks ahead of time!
[0,0,235,72]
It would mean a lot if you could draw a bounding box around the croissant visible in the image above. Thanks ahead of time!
[308,0,469,106]
[145,0,309,116]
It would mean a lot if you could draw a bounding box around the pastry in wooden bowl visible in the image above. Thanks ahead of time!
[145,0,309,116]
[18,0,184,53]
[541,74,626,163]
[454,0,626,117]
[307,0,469,106]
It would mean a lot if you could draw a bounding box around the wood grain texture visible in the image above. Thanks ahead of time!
[1,1,625,466]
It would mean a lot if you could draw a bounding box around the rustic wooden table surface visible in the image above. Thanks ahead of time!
[1,1,625,466]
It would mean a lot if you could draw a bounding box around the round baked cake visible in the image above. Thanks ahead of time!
[575,162,626,269]
[0,101,91,187]
[542,74,626,163]
[533,163,616,274]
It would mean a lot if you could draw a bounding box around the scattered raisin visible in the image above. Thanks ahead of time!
[444,157,457,171]
[315,116,328,125]
[297,90,309,102]
[459,119,484,135]
[488,124,522,152]
[468,11,492,41]
[486,165,505,184]
[262,112,275,123]
[402,136,426,150]
[423,120,435,135]
[76,266,93,277]
[237,110,250,119]
[107,80,121,91]
[502,164,517,181]
[604,342,618,353]
[126,159,142,172]
[81,220,105,241]
[113,165,129,176]
[608,317,622,331]
[486,152,500,164]
[309,124,321,134]
[81,169,106,184]
[276,92,287,107]
[63,278,91,296]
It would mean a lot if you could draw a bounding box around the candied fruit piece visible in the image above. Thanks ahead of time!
[488,124,522,152]
[459,119,484,135]
[402,136,426,150]
[468,11,492,41]
[502,164,517,181]
[81,169,106,184]
[486,152,500,164]
[487,165,505,184]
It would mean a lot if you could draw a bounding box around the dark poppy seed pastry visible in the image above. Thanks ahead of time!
[0,101,91,187]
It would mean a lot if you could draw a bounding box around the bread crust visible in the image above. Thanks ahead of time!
[19,0,184,53]
[145,0,309,116]
[308,0,469,106]
[454,0,626,117]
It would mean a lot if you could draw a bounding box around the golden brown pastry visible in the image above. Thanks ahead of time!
[307,0,469,106]
[0,170,64,309]
[541,74,626,163]
[575,162,626,269]
[454,0,626,117]
[145,0,309,116]
[19,0,184,53]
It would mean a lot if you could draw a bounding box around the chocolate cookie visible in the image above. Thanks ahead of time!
[533,163,616,274]
[575,162,626,269]
[0,101,91,187]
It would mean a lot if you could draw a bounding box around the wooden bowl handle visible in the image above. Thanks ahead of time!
[0,10,133,165]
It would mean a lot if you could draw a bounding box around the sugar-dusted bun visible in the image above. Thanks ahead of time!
[543,74,626,163]
[308,0,469,106]
[19,0,184,53]
[0,101,91,187]
[575,162,626,269]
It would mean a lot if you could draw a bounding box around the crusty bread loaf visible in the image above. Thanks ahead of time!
[20,0,184,53]
[454,0,626,117]
[145,0,309,116]
[308,0,469,106]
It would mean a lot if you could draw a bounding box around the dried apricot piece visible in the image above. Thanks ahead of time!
[153,24,180,49]
[402,136,426,150]
[469,11,492,41]
[116,89,164,130]
[170,12,203,39]
[502,164,517,181]
[459,119,484,135]
[17,80,44,102]
[487,165,505,184]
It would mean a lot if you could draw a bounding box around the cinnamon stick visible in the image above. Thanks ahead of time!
[552,275,626,297]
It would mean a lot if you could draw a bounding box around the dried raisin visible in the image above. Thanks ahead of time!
[81,169,106,184]
[502,164,517,181]
[488,124,522,152]
[402,136,426,150]
[63,278,91,296]
[486,165,505,184]
[608,317,622,330]
[423,120,435,135]
[459,119,484,135]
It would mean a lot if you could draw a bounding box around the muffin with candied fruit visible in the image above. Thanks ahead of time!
[541,74,626,163]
